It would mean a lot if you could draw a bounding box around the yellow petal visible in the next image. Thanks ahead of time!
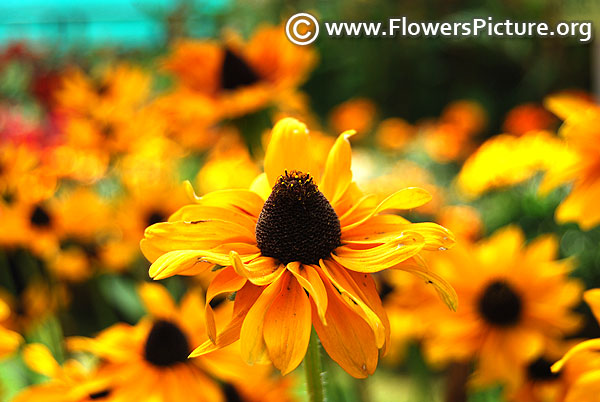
[0,327,22,359]
[147,250,214,280]
[394,259,458,311]
[23,344,61,379]
[264,118,311,187]
[342,187,432,231]
[205,266,247,342]
[240,275,285,365]
[250,172,272,200]
[137,283,176,319]
[230,251,285,286]
[190,284,263,357]
[552,338,600,373]
[319,259,385,348]
[263,273,311,374]
[312,280,378,378]
[320,131,355,204]
[332,233,426,273]
[585,289,600,324]
[288,263,328,324]
[168,205,257,232]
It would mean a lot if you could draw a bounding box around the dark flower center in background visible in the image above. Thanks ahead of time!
[29,205,52,228]
[478,280,523,327]
[145,210,166,227]
[222,383,243,402]
[221,48,260,90]
[255,171,341,265]
[89,389,112,400]
[144,320,190,367]
[527,357,561,382]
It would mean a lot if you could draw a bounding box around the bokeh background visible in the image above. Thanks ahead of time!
[1,0,600,401]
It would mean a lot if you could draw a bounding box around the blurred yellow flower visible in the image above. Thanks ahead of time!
[163,25,316,119]
[13,343,111,402]
[0,299,22,359]
[69,283,294,402]
[422,226,582,388]
[539,93,600,229]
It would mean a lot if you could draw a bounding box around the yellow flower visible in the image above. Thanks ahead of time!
[13,343,111,402]
[163,25,316,119]
[422,226,582,388]
[539,93,600,229]
[457,131,576,198]
[69,283,293,402]
[551,289,600,402]
[141,117,456,378]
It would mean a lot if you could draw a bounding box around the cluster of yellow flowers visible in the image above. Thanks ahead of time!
[0,22,599,402]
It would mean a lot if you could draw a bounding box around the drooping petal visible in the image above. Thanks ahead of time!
[230,251,285,286]
[263,272,312,374]
[205,266,247,342]
[319,259,385,348]
[312,280,379,378]
[346,270,391,355]
[190,283,263,357]
[343,222,454,251]
[288,262,328,324]
[394,258,458,311]
[147,250,214,280]
[552,338,600,373]
[332,233,426,273]
[264,118,312,187]
[240,274,285,365]
[320,131,355,204]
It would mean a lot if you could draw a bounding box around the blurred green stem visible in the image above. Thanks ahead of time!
[305,328,326,402]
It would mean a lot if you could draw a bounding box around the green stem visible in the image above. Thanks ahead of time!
[305,328,326,402]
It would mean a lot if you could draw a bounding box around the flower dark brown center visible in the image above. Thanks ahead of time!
[255,171,341,265]
[526,357,560,382]
[144,320,190,367]
[30,205,52,228]
[89,389,111,400]
[221,48,260,90]
[478,280,523,327]
[145,210,166,227]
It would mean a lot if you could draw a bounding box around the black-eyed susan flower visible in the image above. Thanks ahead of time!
[69,283,294,402]
[141,117,456,378]
[421,226,582,388]
[551,289,600,402]
[162,25,316,118]
[539,93,600,229]
[13,343,111,402]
